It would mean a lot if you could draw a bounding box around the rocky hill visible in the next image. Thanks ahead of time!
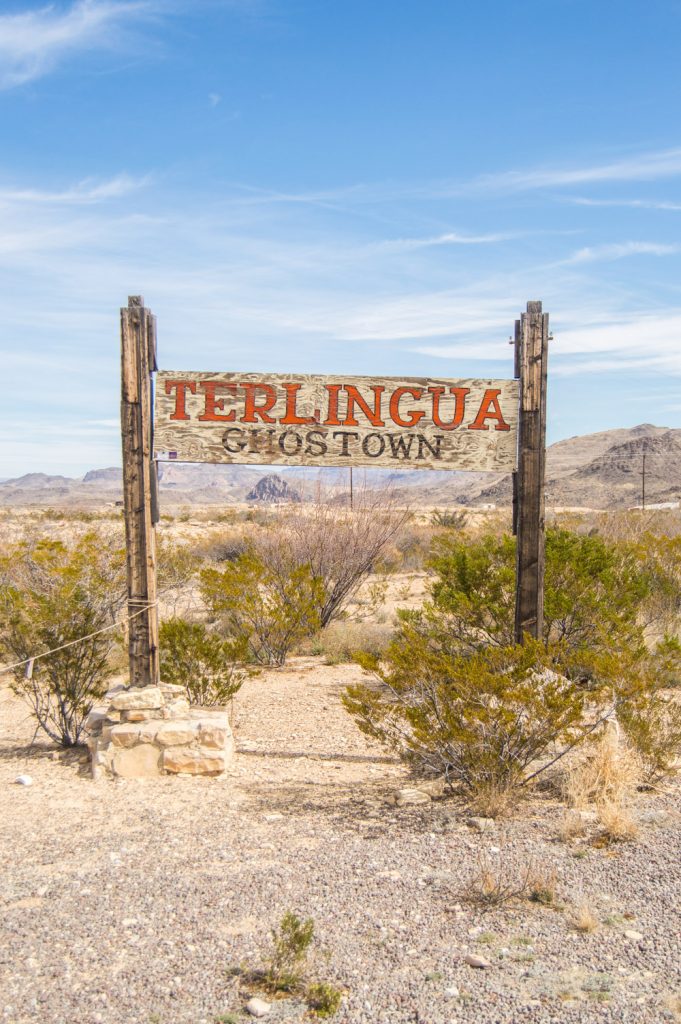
[246,475,302,504]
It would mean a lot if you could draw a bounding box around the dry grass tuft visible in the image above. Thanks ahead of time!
[526,865,559,906]
[468,780,520,820]
[596,799,639,844]
[563,728,642,809]
[557,810,588,843]
[570,901,599,933]
[464,854,561,910]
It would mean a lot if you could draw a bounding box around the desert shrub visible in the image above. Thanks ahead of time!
[344,625,590,793]
[306,981,343,1018]
[200,552,323,665]
[0,532,126,746]
[250,486,410,628]
[316,620,391,665]
[430,508,467,529]
[159,617,248,705]
[429,527,648,654]
[266,912,315,992]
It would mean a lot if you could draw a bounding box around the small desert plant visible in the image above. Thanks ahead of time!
[159,617,249,705]
[306,981,343,1018]
[527,865,559,906]
[201,553,323,665]
[317,620,391,665]
[596,799,639,844]
[430,508,467,529]
[0,533,125,746]
[617,642,681,781]
[570,901,599,933]
[464,854,532,909]
[557,810,588,843]
[562,729,642,809]
[266,912,315,992]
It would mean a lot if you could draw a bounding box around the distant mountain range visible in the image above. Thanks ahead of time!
[1,424,679,510]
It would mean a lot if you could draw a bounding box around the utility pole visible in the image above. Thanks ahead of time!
[642,452,646,510]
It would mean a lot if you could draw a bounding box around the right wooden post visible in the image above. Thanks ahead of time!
[513,300,549,643]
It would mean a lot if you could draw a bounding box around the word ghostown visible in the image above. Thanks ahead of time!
[154,372,520,472]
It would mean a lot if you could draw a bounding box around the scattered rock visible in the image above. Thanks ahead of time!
[625,929,644,942]
[444,985,460,998]
[14,775,33,786]
[464,953,492,969]
[245,996,271,1017]
[467,816,495,833]
[395,787,431,806]
[110,687,164,712]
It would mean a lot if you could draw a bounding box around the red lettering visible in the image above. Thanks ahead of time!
[165,379,196,421]
[468,389,511,431]
[343,385,385,427]
[240,383,277,423]
[389,387,425,428]
[198,381,236,421]
[322,385,342,426]
[281,383,316,425]
[428,386,469,429]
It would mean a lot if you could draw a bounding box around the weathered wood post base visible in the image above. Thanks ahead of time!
[84,685,234,779]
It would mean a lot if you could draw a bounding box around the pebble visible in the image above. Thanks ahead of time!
[444,985,460,998]
[464,953,492,969]
[245,997,271,1017]
[467,816,495,833]
[625,929,644,941]
[14,775,33,786]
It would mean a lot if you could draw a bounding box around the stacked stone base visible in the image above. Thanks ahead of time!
[85,683,234,779]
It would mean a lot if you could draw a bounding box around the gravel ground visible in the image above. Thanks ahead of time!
[1,657,680,1024]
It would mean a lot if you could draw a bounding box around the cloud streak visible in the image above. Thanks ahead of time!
[0,173,150,204]
[564,241,679,264]
[0,0,157,88]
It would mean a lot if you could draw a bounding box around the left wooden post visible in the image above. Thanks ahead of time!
[120,295,160,688]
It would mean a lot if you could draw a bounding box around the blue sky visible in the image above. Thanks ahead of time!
[1,0,680,476]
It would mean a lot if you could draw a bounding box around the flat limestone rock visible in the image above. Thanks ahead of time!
[162,748,226,775]
[110,687,164,712]
[154,721,199,747]
[112,743,162,779]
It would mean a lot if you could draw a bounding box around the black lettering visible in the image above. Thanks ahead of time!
[278,430,303,456]
[332,431,359,457]
[305,430,328,456]
[361,433,385,458]
[387,433,415,460]
[416,434,443,460]
[222,427,247,453]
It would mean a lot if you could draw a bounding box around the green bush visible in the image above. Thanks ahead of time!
[429,526,649,654]
[200,552,323,665]
[344,627,589,793]
[159,617,248,705]
[344,527,680,799]
[0,533,125,746]
[306,981,343,1018]
[266,912,315,992]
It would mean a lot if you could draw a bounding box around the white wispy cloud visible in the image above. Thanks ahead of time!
[467,147,681,194]
[568,197,681,211]
[0,173,150,204]
[0,0,157,88]
[372,231,515,253]
[564,241,679,264]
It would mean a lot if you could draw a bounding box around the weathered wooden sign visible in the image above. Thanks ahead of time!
[154,372,520,472]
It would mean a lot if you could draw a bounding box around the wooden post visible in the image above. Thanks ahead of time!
[514,300,549,643]
[120,296,160,688]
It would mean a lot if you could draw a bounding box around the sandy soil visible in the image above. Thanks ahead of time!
[1,659,681,1024]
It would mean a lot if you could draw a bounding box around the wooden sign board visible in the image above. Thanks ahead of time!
[154,371,520,473]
